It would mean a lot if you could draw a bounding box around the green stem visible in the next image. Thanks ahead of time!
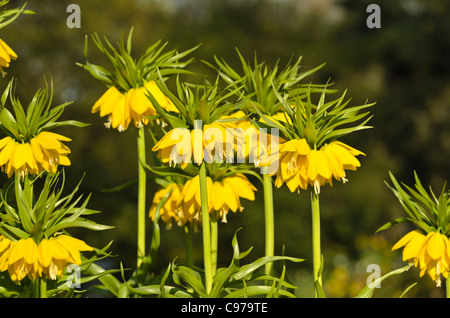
[263,172,275,276]
[184,225,194,266]
[137,126,147,268]
[311,191,322,297]
[40,278,47,298]
[199,162,213,293]
[447,277,450,298]
[210,211,218,277]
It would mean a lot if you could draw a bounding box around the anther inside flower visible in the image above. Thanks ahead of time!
[272,138,365,194]
[392,230,450,286]
[92,81,176,132]
[0,235,93,282]
[0,131,71,178]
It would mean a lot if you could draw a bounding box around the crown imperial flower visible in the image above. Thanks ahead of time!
[0,235,93,282]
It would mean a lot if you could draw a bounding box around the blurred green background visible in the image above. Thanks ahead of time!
[1,0,449,297]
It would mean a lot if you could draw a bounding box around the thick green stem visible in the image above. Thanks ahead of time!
[199,163,213,293]
[137,126,147,268]
[311,191,322,297]
[40,278,47,298]
[210,211,218,277]
[447,277,450,298]
[263,172,275,276]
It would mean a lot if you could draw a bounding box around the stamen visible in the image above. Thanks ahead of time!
[314,179,321,195]
[104,117,112,129]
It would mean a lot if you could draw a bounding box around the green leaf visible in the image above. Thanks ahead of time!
[231,255,304,281]
[224,285,297,298]
[172,263,208,298]
[376,217,411,233]
[0,106,19,138]
[86,262,123,297]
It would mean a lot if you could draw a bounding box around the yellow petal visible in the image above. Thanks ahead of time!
[307,150,332,181]
[426,232,447,261]
[0,39,17,60]
[392,230,424,250]
[402,233,426,261]
[212,181,226,211]
[92,86,121,115]
[0,138,15,165]
[0,136,13,150]
[38,239,54,268]
[58,155,71,166]
[12,143,30,170]
[23,238,38,264]
[8,239,26,264]
[144,81,177,112]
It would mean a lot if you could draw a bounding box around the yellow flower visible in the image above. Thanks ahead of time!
[0,38,17,71]
[178,173,257,223]
[228,111,283,167]
[0,131,71,178]
[149,182,192,227]
[152,121,236,169]
[92,81,176,132]
[273,139,364,194]
[392,230,450,286]
[210,173,257,222]
[0,235,93,282]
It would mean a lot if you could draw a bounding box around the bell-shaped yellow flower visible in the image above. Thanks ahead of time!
[92,81,176,132]
[0,131,71,178]
[152,121,236,169]
[273,139,364,194]
[149,183,191,227]
[0,235,93,282]
[227,111,283,167]
[177,173,257,223]
[392,230,450,286]
[0,38,17,71]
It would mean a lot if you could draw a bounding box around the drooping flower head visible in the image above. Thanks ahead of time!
[78,28,199,131]
[151,77,243,170]
[149,165,257,226]
[149,181,190,227]
[392,230,450,286]
[178,171,257,224]
[0,235,93,282]
[260,86,373,194]
[380,172,450,286]
[0,79,87,179]
[0,171,111,284]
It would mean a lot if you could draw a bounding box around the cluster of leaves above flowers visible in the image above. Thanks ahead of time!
[379,172,450,287]
[0,79,89,178]
[77,28,199,132]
